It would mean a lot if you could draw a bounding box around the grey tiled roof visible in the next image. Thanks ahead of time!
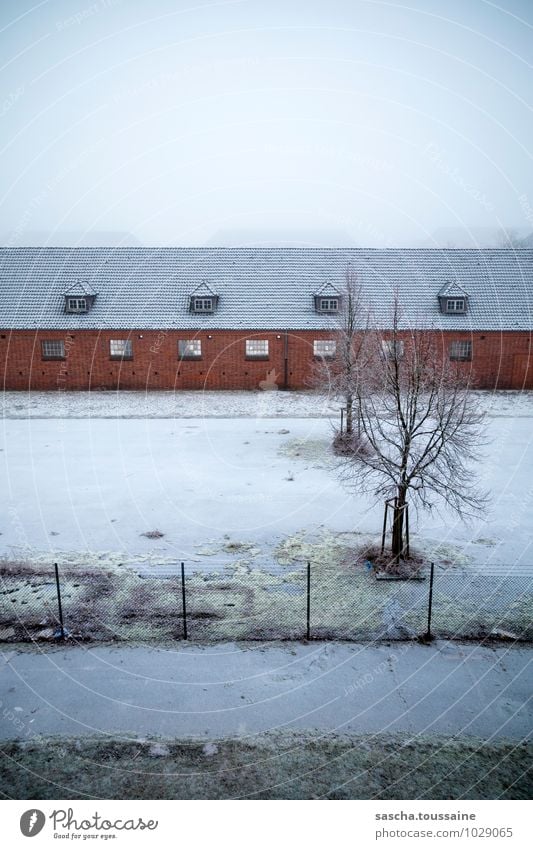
[0,247,531,331]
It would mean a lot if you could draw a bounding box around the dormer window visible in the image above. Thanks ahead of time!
[438,282,469,315]
[63,280,97,314]
[318,298,339,313]
[445,298,466,314]
[314,281,342,314]
[189,281,218,314]
[66,297,87,313]
[193,297,213,313]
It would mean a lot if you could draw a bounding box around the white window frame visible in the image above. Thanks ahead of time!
[445,298,466,313]
[67,297,87,313]
[193,297,213,313]
[178,339,202,359]
[381,340,404,359]
[449,340,472,361]
[318,298,339,312]
[245,339,269,358]
[42,340,65,359]
[110,339,133,359]
[313,340,337,358]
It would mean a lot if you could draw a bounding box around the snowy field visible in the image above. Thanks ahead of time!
[1,392,532,571]
[3,388,533,419]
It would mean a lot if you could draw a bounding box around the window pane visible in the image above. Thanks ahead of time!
[193,298,212,311]
[110,339,132,357]
[179,339,201,357]
[68,298,86,311]
[314,340,336,357]
[245,340,269,357]
[381,340,404,358]
[449,341,472,361]
[446,299,465,312]
[42,340,65,358]
[319,298,338,311]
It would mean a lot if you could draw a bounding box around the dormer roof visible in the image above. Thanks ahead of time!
[63,280,98,297]
[190,280,218,298]
[314,280,342,298]
[437,280,469,299]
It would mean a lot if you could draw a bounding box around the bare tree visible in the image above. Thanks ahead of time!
[312,264,366,442]
[339,297,488,564]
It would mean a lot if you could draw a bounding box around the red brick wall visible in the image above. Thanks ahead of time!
[0,328,531,390]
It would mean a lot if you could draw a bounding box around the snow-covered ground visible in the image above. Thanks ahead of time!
[1,402,532,570]
[2,389,533,419]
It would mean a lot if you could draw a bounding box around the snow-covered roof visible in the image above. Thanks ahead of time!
[437,280,470,299]
[189,280,218,297]
[314,280,343,298]
[63,280,98,297]
[0,247,531,331]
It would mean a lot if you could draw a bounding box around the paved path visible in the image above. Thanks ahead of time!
[0,641,531,741]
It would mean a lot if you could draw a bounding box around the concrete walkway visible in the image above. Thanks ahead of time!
[0,641,531,741]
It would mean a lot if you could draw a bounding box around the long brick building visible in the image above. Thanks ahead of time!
[1,247,532,391]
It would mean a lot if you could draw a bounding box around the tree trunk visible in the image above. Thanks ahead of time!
[391,489,407,564]
[346,393,353,435]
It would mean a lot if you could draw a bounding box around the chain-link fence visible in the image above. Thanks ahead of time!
[0,561,531,644]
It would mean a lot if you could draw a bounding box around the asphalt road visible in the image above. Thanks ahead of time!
[0,640,531,741]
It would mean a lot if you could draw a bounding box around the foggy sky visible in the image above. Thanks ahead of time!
[0,0,532,246]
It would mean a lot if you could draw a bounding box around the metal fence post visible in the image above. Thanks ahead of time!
[425,562,435,641]
[181,561,188,640]
[306,561,311,640]
[54,563,65,639]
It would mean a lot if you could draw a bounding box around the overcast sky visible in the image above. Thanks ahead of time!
[0,0,532,246]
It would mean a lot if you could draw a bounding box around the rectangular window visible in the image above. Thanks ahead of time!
[313,340,337,358]
[449,340,472,361]
[193,298,213,312]
[381,340,404,359]
[446,298,466,313]
[41,340,65,360]
[67,297,87,313]
[110,339,133,359]
[178,339,202,359]
[245,339,269,359]
[318,298,339,312]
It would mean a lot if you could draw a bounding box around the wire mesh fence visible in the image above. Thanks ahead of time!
[0,560,531,644]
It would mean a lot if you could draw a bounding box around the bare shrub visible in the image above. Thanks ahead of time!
[359,543,424,577]
[332,429,372,457]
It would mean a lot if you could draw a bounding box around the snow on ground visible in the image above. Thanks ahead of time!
[2,389,339,419]
[1,406,532,570]
[2,388,533,419]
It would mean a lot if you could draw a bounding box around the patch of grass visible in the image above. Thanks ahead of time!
[1,539,532,643]
[1,733,530,800]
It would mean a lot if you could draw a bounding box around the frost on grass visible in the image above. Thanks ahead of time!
[1,531,531,643]
[418,539,473,567]
[277,437,335,468]
[3,733,531,800]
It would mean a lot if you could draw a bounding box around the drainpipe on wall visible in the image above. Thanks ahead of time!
[283,332,289,390]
